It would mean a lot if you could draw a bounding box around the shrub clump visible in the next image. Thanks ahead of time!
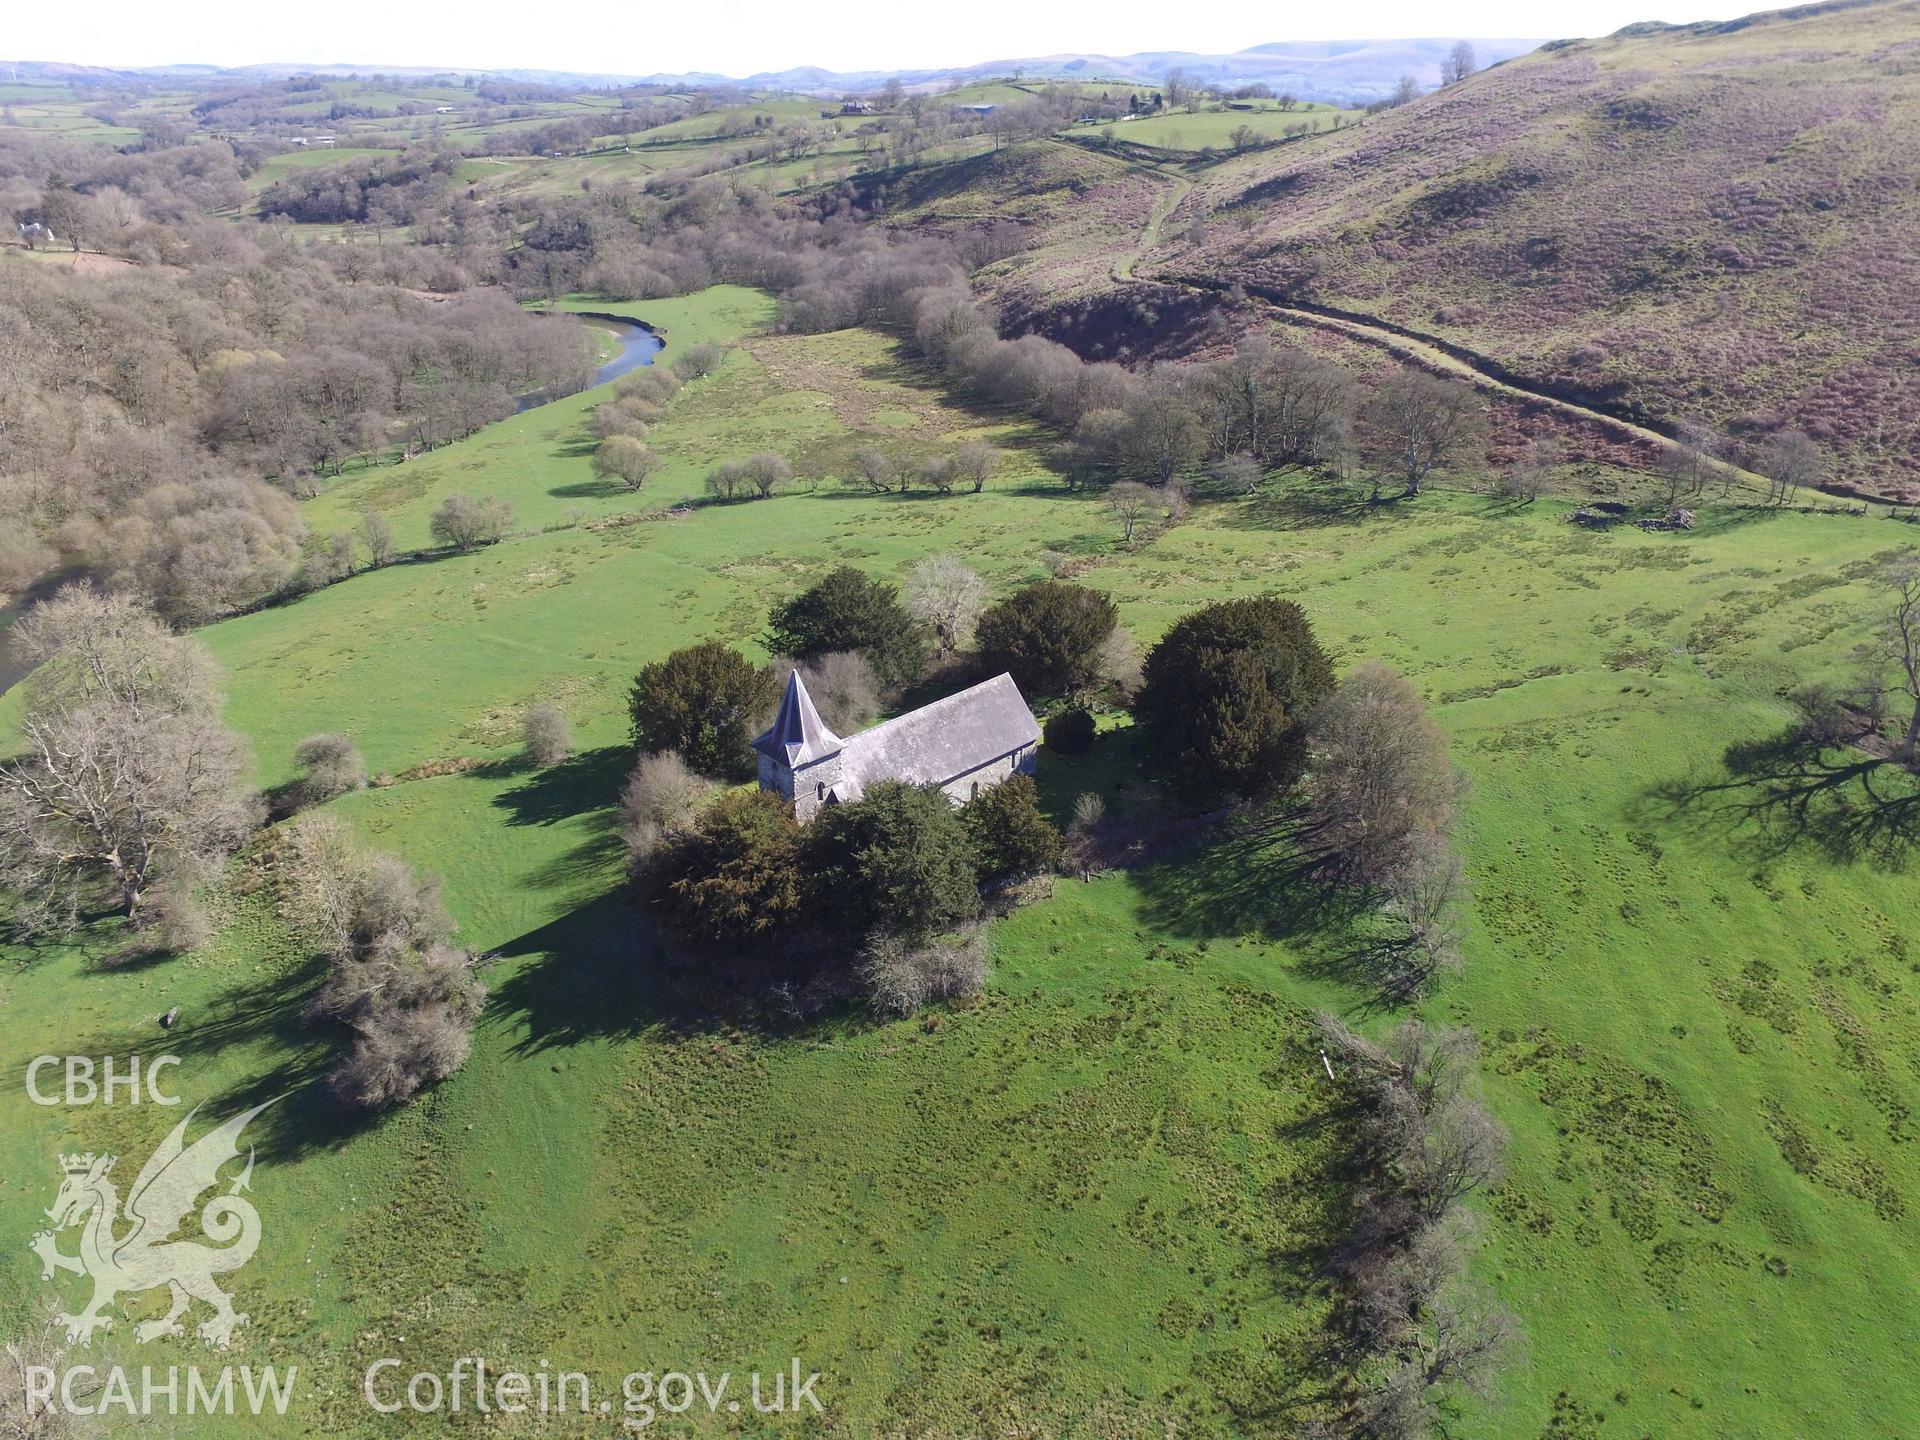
[1043,707,1097,755]
[859,927,989,1018]
[293,732,367,808]
[429,493,513,552]
[671,342,726,380]
[523,702,573,768]
[278,817,485,1110]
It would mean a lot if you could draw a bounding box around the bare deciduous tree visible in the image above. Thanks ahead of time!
[741,451,792,499]
[904,555,987,653]
[1758,428,1823,506]
[1107,480,1157,547]
[1877,552,1920,759]
[919,454,958,495]
[429,494,513,552]
[1122,385,1204,485]
[593,434,661,492]
[1361,369,1487,497]
[767,651,881,733]
[670,342,725,380]
[1495,435,1561,503]
[279,815,484,1109]
[859,926,990,1017]
[851,445,897,494]
[293,732,367,808]
[104,476,306,624]
[1382,834,1468,992]
[2,1311,86,1440]
[357,509,395,568]
[1442,41,1477,85]
[0,587,260,932]
[1314,1011,1516,1437]
[1209,452,1263,495]
[1308,662,1463,883]
[952,440,1001,493]
[618,749,711,868]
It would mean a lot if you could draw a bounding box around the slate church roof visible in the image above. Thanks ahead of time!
[755,668,843,767]
[755,671,1041,804]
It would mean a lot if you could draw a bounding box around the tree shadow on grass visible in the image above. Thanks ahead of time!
[1641,728,1920,870]
[487,745,632,891]
[74,955,384,1166]
[1124,815,1410,1012]
[490,744,631,829]
[488,888,865,1056]
[1224,476,1382,533]
[1127,816,1366,944]
[549,478,631,499]
[488,890,659,1055]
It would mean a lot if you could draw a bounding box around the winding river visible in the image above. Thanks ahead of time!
[516,311,664,411]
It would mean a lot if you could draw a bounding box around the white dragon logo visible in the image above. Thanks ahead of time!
[29,1100,276,1348]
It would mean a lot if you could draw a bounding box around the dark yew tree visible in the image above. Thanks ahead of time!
[647,789,806,947]
[965,774,1064,884]
[806,781,980,942]
[629,641,777,780]
[766,566,925,687]
[974,581,1118,697]
[1136,596,1336,799]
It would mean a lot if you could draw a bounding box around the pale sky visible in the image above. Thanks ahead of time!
[10,0,1778,76]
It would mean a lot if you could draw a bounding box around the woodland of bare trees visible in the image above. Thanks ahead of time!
[1,133,592,618]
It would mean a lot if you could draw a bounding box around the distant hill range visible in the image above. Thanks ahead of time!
[1,37,1546,104]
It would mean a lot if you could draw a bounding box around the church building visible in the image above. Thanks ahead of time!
[754,670,1042,821]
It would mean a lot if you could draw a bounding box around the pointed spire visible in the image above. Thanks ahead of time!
[753,670,843,767]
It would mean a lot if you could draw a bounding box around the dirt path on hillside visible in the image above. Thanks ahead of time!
[1090,145,1776,496]
[1112,169,1192,283]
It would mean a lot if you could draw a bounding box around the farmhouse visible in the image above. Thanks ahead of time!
[755,670,1040,821]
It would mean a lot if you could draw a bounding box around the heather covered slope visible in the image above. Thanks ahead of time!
[1167,0,1920,497]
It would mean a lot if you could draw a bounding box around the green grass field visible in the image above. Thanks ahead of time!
[1087,104,1360,153]
[248,148,398,190]
[4,293,1918,1437]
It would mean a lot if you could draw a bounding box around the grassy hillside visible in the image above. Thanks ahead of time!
[1168,0,1920,499]
[4,297,1919,1437]
[876,141,1171,314]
